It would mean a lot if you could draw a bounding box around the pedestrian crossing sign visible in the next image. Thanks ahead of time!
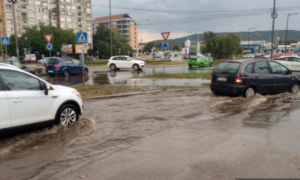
[77,32,88,44]
[1,37,9,45]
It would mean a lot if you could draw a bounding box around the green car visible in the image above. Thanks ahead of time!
[188,55,213,68]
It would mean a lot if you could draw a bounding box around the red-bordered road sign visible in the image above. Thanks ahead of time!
[161,32,170,41]
[44,34,53,43]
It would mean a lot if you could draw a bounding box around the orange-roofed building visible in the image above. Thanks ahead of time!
[93,14,139,50]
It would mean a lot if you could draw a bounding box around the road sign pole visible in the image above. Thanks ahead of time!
[49,50,51,57]
[82,44,85,85]
[5,45,7,60]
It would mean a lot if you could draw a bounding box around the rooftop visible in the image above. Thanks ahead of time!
[93,14,132,23]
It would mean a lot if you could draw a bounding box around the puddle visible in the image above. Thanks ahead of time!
[40,66,213,87]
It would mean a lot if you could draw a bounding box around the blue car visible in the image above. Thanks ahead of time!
[211,59,300,98]
[46,58,89,77]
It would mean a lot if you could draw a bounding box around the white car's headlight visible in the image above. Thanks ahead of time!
[73,90,82,98]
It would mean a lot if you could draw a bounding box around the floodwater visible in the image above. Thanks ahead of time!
[2,90,300,179]
[40,66,213,87]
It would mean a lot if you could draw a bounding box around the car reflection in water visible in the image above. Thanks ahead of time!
[93,70,145,86]
[45,75,89,86]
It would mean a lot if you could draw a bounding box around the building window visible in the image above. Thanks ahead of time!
[29,0,34,4]
[61,17,65,21]
[21,0,26,2]
[87,2,91,6]
[34,1,40,5]
[36,15,41,19]
[87,20,91,24]
[34,8,40,12]
[86,14,91,18]
[6,19,13,24]
[5,4,11,9]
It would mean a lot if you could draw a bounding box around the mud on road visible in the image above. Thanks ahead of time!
[1,89,300,179]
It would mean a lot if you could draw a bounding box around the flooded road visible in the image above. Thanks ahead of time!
[1,90,300,179]
[40,66,213,87]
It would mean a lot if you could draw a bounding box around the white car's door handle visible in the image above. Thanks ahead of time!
[12,99,23,103]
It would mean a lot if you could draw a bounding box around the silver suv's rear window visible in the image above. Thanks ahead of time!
[214,62,240,74]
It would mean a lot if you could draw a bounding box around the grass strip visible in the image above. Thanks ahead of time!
[138,72,211,79]
[74,85,144,98]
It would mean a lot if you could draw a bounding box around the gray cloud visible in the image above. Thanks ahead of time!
[92,0,300,41]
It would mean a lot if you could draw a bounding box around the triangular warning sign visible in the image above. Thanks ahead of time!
[78,33,87,42]
[161,32,170,41]
[3,39,7,44]
[44,34,53,43]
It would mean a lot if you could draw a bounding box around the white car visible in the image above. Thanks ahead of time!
[0,65,83,134]
[274,56,300,72]
[107,56,146,71]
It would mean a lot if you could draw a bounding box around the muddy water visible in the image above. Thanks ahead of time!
[1,91,300,179]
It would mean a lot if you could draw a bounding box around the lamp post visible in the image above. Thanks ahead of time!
[109,0,112,56]
[8,0,20,62]
[248,27,255,56]
[285,13,298,53]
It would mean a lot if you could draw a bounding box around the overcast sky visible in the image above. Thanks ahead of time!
[91,0,300,42]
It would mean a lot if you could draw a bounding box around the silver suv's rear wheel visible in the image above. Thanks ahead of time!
[56,105,79,127]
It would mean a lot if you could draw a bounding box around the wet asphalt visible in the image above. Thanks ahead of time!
[1,89,300,179]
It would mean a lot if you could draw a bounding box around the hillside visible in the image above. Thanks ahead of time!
[155,30,300,45]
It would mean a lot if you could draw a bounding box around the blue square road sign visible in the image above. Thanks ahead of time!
[77,32,88,44]
[1,37,9,45]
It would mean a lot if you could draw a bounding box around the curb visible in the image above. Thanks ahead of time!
[85,87,210,100]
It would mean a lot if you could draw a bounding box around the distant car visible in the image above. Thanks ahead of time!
[38,57,51,66]
[211,59,300,98]
[188,55,213,68]
[0,60,35,74]
[174,54,178,57]
[107,56,146,71]
[274,56,300,72]
[24,54,36,61]
[165,56,175,61]
[85,57,96,61]
[0,65,83,134]
[45,58,89,77]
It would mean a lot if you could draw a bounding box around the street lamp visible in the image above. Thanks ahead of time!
[7,0,20,62]
[285,13,298,53]
[109,0,112,56]
[248,27,255,56]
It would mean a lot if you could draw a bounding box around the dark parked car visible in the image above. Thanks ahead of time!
[210,59,300,98]
[0,60,35,74]
[45,58,89,77]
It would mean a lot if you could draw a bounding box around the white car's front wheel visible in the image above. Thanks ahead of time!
[110,64,116,71]
[56,104,79,127]
[133,64,140,71]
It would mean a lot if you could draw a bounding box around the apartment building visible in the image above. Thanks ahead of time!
[0,0,93,46]
[92,14,139,50]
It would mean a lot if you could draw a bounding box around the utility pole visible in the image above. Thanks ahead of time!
[28,31,31,54]
[109,0,112,57]
[8,0,20,62]
[271,0,277,59]
[248,28,255,57]
[285,13,298,53]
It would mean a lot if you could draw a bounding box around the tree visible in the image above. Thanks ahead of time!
[203,31,242,59]
[143,41,155,53]
[5,23,76,57]
[173,44,180,51]
[93,23,133,57]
